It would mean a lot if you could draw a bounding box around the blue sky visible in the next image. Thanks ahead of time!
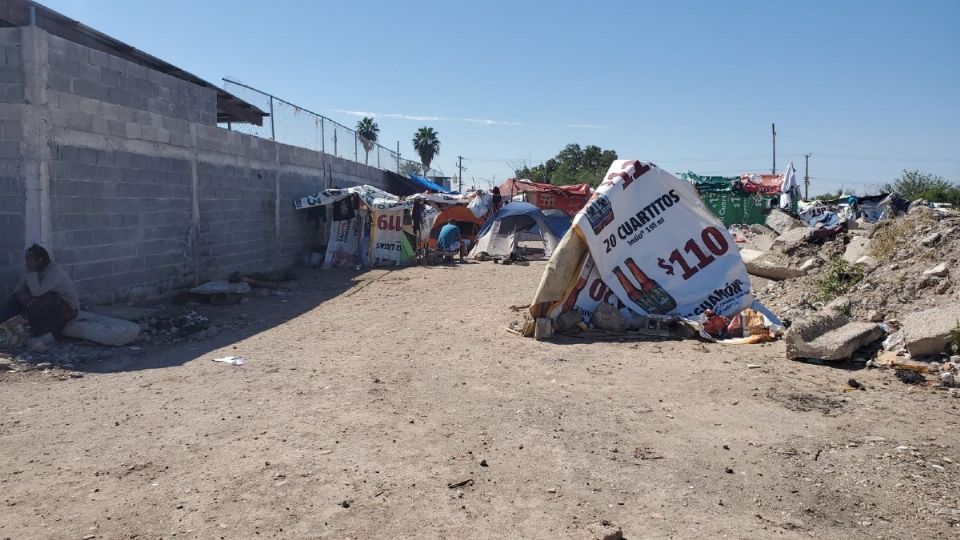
[42,0,959,195]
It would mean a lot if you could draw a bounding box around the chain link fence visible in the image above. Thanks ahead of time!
[221,79,441,179]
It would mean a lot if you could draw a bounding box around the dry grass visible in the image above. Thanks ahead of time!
[869,211,935,261]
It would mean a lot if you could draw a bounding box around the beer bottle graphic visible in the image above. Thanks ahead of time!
[611,258,678,315]
[563,275,588,311]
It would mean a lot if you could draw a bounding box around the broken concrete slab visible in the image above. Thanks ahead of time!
[922,262,950,278]
[785,313,884,361]
[745,253,807,280]
[843,237,870,265]
[772,227,810,250]
[62,311,141,347]
[902,303,960,357]
[765,209,806,236]
[190,281,252,295]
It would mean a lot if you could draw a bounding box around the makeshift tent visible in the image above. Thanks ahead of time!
[526,159,781,343]
[681,171,799,227]
[428,205,486,249]
[293,186,476,267]
[498,179,592,217]
[470,202,560,258]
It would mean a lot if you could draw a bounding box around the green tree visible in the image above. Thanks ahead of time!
[881,170,960,203]
[355,117,380,165]
[515,143,618,186]
[412,127,440,174]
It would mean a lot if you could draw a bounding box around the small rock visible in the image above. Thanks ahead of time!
[725,467,734,474]
[867,310,883,322]
[942,372,956,386]
[923,262,950,278]
[479,459,488,467]
[340,500,350,508]
[798,258,818,272]
[547,488,557,494]
[921,232,941,246]
[586,520,623,540]
[847,378,862,389]
[35,362,52,369]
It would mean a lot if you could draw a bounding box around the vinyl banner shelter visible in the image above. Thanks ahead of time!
[527,160,780,339]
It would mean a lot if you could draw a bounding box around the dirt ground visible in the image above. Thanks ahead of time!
[1,261,959,539]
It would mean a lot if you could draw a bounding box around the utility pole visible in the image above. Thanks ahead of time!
[771,123,776,174]
[803,153,811,200]
[457,156,464,192]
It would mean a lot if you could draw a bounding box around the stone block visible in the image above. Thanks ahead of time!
[766,208,806,235]
[745,253,806,280]
[902,303,960,357]
[842,236,870,264]
[785,313,884,361]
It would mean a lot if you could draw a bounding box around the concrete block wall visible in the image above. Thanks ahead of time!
[0,29,23,299]
[46,33,217,125]
[49,146,194,303]
[1,26,403,304]
[197,163,277,275]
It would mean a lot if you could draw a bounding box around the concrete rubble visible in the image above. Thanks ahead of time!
[785,312,884,361]
[765,209,806,236]
[902,303,960,357]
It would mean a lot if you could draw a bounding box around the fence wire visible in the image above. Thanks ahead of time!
[220,79,441,180]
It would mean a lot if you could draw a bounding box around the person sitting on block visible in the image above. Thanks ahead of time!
[0,244,79,349]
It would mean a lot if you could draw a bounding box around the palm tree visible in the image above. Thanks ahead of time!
[355,117,380,165]
[412,126,440,175]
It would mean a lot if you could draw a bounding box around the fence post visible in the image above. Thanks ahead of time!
[320,118,325,153]
[333,129,338,156]
[269,96,275,141]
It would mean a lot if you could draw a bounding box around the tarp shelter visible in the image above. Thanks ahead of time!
[428,205,486,249]
[470,202,561,258]
[293,187,474,268]
[498,179,592,217]
[408,173,454,194]
[527,159,781,343]
[681,172,799,227]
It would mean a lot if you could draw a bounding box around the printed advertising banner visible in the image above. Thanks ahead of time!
[570,160,754,319]
[324,215,365,268]
[372,212,407,264]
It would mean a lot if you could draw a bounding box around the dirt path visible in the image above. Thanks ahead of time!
[1,262,958,539]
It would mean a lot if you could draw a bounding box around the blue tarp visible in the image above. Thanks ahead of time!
[408,174,453,194]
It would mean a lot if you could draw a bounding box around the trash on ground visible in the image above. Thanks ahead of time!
[212,356,245,366]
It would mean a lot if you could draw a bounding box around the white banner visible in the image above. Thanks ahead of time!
[372,213,407,264]
[571,160,753,319]
[324,215,365,268]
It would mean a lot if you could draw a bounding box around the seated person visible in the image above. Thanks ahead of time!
[0,244,79,348]
[436,219,467,262]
